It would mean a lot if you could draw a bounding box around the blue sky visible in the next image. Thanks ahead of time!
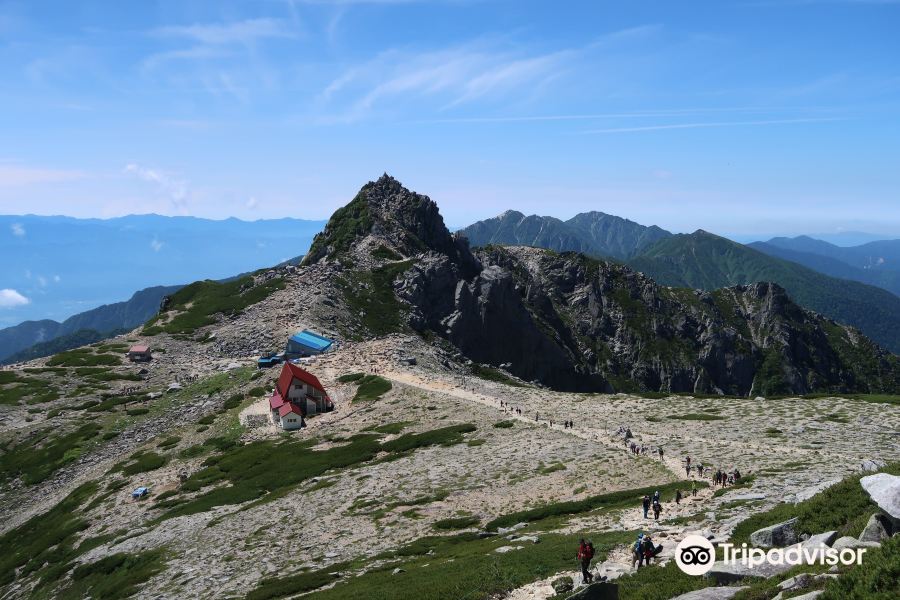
[1,0,899,237]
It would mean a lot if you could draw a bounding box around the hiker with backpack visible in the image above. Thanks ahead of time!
[641,495,651,519]
[642,534,663,565]
[577,538,595,584]
[652,499,662,520]
[675,489,682,504]
[632,533,645,569]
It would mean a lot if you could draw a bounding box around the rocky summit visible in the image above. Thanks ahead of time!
[307,175,899,396]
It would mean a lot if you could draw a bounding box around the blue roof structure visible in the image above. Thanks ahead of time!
[287,330,334,355]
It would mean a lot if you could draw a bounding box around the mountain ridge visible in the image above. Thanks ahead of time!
[458,209,672,260]
[301,174,899,395]
[629,231,900,353]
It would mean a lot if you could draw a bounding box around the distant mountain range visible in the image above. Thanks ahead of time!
[459,213,900,354]
[0,214,325,328]
[0,285,180,364]
[629,231,900,353]
[458,210,671,260]
[749,238,900,297]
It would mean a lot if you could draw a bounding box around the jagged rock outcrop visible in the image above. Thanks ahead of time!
[306,175,900,395]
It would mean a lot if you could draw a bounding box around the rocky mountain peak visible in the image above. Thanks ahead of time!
[303,174,472,266]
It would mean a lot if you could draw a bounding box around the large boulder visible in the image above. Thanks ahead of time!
[831,536,880,551]
[707,556,794,583]
[860,473,900,520]
[801,531,837,549]
[858,513,893,542]
[750,518,799,548]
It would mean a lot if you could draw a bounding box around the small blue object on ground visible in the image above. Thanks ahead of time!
[132,487,149,498]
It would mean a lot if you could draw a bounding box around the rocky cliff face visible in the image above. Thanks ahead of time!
[308,175,900,395]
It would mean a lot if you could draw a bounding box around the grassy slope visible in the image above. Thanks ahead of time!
[142,274,284,336]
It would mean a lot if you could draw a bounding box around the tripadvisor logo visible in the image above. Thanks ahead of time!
[674,534,868,576]
[675,535,716,575]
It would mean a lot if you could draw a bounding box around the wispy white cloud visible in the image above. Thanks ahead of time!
[0,164,85,186]
[152,18,297,45]
[318,42,575,122]
[10,223,25,236]
[150,238,164,252]
[315,25,673,122]
[0,289,30,308]
[124,163,189,213]
[580,117,845,134]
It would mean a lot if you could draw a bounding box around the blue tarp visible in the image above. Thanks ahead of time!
[132,487,149,498]
[286,330,334,355]
[257,355,282,368]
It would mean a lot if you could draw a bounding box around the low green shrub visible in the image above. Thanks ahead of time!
[820,534,899,600]
[337,373,365,383]
[119,452,167,476]
[62,550,166,600]
[432,516,480,530]
[352,375,392,402]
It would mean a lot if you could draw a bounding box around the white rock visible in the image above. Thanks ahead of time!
[494,545,524,553]
[831,536,880,551]
[860,473,900,520]
[860,458,887,472]
[801,531,837,549]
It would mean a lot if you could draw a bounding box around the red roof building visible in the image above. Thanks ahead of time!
[269,363,333,430]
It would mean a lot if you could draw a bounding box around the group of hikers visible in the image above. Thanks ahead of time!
[498,400,522,416]
[641,491,665,520]
[683,456,742,488]
[576,532,664,584]
[628,441,664,460]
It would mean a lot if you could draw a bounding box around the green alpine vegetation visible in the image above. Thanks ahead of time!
[142,274,285,335]
[154,424,476,521]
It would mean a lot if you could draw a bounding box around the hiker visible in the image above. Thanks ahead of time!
[652,500,662,520]
[675,489,682,504]
[577,538,595,584]
[632,533,645,569]
[734,468,741,481]
[641,495,650,519]
[691,480,697,496]
[642,534,663,566]
[658,447,664,460]
[535,412,539,422]
[652,490,660,503]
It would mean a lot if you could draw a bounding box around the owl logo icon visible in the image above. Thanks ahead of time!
[675,534,716,575]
